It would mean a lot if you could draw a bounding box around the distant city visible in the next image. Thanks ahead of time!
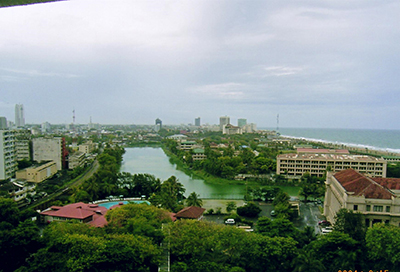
[0,104,259,134]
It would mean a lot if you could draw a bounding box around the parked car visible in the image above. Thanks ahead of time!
[318,220,331,226]
[322,227,333,234]
[225,218,235,225]
[270,210,276,217]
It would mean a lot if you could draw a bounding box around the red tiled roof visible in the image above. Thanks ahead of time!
[40,202,107,220]
[372,177,400,190]
[175,206,205,219]
[334,169,394,200]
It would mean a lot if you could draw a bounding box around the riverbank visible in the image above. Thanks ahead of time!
[162,146,260,185]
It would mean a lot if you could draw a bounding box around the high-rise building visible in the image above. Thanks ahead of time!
[195,117,201,127]
[15,129,31,161]
[0,130,17,180]
[219,116,230,131]
[0,117,7,129]
[15,104,25,127]
[238,118,247,128]
[33,137,63,170]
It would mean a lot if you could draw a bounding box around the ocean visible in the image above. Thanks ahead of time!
[274,128,400,154]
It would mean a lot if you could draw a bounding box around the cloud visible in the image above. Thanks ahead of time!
[190,82,247,100]
[0,68,80,78]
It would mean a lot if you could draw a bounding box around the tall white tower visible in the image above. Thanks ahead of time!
[15,104,25,127]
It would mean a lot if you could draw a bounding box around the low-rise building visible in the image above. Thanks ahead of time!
[178,141,197,150]
[277,153,386,178]
[40,202,108,227]
[68,152,86,170]
[16,161,57,183]
[324,169,400,227]
[0,180,36,202]
[192,148,207,161]
[223,124,242,135]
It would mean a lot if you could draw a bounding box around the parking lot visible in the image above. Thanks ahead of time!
[203,201,325,234]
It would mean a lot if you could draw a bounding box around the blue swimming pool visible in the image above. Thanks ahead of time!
[97,200,150,209]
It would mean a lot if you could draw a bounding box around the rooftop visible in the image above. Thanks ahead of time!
[174,206,206,219]
[334,169,394,199]
[278,153,384,162]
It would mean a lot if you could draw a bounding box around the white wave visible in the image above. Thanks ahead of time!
[281,135,400,154]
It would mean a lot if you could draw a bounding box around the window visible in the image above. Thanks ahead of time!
[366,205,371,211]
[373,205,383,212]
[386,206,391,213]
[353,205,358,211]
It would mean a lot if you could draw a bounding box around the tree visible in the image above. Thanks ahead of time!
[226,201,237,213]
[237,202,261,217]
[186,192,203,207]
[334,208,366,242]
[292,250,326,272]
[366,223,400,270]
[307,231,360,271]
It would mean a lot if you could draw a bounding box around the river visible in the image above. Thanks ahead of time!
[120,147,246,199]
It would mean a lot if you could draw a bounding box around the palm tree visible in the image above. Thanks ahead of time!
[186,192,203,207]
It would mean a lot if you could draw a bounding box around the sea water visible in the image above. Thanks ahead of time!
[275,128,400,153]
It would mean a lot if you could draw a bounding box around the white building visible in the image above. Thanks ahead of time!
[0,130,17,180]
[219,116,230,131]
[324,169,400,227]
[33,137,63,170]
[277,153,386,178]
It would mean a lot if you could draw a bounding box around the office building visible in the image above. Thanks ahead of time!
[15,104,25,127]
[16,161,57,183]
[0,130,17,180]
[276,153,386,178]
[195,117,201,127]
[219,116,230,131]
[238,118,247,128]
[324,169,400,227]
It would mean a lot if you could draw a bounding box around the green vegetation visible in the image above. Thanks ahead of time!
[0,0,63,8]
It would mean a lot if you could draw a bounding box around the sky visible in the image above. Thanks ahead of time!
[1,0,400,129]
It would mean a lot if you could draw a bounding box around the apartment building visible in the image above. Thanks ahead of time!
[324,169,400,227]
[276,153,386,178]
[0,180,36,202]
[33,137,63,170]
[0,130,17,180]
[14,129,31,161]
[16,161,57,183]
[68,152,86,169]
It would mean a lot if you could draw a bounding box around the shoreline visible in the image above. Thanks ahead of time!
[281,135,400,156]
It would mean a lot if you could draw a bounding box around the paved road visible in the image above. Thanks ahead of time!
[294,202,325,234]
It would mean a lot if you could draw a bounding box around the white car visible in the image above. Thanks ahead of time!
[322,227,333,234]
[225,219,235,225]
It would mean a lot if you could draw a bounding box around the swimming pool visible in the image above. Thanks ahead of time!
[97,200,150,209]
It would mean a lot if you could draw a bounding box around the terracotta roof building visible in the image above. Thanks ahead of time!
[173,206,206,220]
[40,202,109,227]
[324,169,400,227]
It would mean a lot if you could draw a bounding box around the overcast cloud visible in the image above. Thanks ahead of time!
[1,0,399,129]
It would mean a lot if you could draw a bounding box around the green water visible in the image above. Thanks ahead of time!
[121,147,299,199]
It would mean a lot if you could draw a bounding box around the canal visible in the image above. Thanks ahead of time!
[121,147,246,199]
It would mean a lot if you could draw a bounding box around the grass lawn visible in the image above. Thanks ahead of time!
[202,199,246,213]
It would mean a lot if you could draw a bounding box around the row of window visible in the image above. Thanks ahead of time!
[354,204,391,213]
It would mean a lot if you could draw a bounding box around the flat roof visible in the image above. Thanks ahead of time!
[278,153,385,162]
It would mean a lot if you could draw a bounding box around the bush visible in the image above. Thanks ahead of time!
[206,208,214,215]
[237,202,261,217]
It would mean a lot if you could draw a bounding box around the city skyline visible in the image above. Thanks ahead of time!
[1,1,400,129]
